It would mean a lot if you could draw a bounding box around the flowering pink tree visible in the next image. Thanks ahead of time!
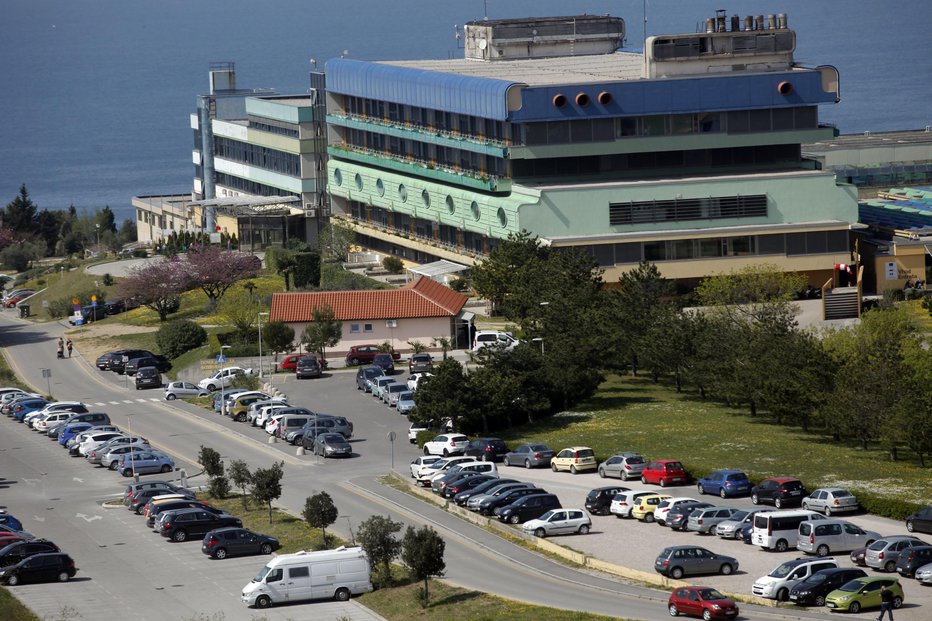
[119,258,187,321]
[182,245,261,308]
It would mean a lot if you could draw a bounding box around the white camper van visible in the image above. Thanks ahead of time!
[242,546,372,608]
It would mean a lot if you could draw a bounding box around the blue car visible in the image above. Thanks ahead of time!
[58,422,93,446]
[697,469,751,498]
[12,399,49,422]
[0,512,23,533]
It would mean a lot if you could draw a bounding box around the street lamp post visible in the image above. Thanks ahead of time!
[258,311,269,379]
[219,345,232,416]
[95,223,100,254]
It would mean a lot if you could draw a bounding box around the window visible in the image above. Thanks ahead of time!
[497,207,508,228]
[470,201,481,221]
[398,184,407,202]
[446,195,455,214]
[376,179,384,196]
[350,324,360,333]
[364,323,373,332]
[289,567,310,578]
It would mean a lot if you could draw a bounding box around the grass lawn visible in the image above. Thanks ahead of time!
[198,493,331,553]
[0,588,39,621]
[497,375,932,506]
[23,267,112,322]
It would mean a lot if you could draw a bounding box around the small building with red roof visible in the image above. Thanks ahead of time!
[269,276,469,354]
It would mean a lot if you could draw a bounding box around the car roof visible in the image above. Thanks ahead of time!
[766,476,801,483]
[562,446,592,451]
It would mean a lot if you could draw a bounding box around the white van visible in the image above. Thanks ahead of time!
[751,510,825,552]
[242,546,372,609]
[472,330,518,351]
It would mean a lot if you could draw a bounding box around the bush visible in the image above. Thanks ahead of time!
[102,273,114,286]
[320,261,390,291]
[293,252,321,289]
[230,373,260,392]
[448,277,468,292]
[208,475,231,499]
[132,248,148,258]
[156,319,207,359]
[46,298,72,319]
[849,488,924,521]
[382,255,404,274]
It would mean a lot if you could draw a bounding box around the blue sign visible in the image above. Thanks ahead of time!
[91,301,97,307]
[216,354,226,364]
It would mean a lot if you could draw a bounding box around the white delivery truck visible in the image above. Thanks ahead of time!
[242,546,372,609]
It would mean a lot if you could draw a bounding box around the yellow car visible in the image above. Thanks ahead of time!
[631,493,672,522]
[550,446,598,474]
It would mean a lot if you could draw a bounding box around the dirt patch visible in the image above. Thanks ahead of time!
[65,322,156,364]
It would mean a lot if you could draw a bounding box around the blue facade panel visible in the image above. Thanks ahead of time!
[511,70,834,122]
[325,58,517,121]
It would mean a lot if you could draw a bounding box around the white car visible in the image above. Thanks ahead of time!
[916,562,932,585]
[407,373,433,391]
[752,557,838,601]
[610,490,656,518]
[422,433,469,457]
[254,405,287,429]
[33,412,73,433]
[265,414,286,436]
[522,509,592,538]
[414,456,474,485]
[197,366,253,392]
[654,497,700,526]
[472,330,519,352]
[409,455,441,478]
[78,432,125,456]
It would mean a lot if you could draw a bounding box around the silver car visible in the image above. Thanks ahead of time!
[163,381,209,400]
[865,536,929,572]
[597,452,646,480]
[397,392,416,415]
[686,506,740,534]
[802,488,859,516]
[99,444,150,470]
[715,509,771,539]
[118,451,175,477]
[371,377,395,401]
[384,382,408,406]
[797,519,880,556]
[503,444,555,469]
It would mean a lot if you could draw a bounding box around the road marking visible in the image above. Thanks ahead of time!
[122,400,134,404]
[72,477,84,483]
[94,402,107,406]
[109,401,120,405]
[135,399,147,403]
[33,516,45,523]
[75,513,102,522]
[23,478,39,486]
[149,398,160,402]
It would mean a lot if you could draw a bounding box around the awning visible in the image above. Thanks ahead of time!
[406,259,470,283]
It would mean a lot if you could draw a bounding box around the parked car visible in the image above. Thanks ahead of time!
[0,540,60,568]
[467,482,533,511]
[850,546,868,567]
[715,509,771,539]
[498,493,562,525]
[110,349,156,374]
[797,519,880,557]
[0,553,77,585]
[371,353,396,375]
[146,500,223,528]
[278,354,302,372]
[905,506,932,534]
[135,366,162,390]
[432,463,498,495]
[550,446,597,474]
[197,366,253,392]
[355,366,384,391]
[423,433,469,457]
[295,356,323,379]
[789,567,868,607]
[124,355,171,376]
[585,486,628,516]
[0,512,24,533]
[502,443,554,469]
[668,502,714,531]
[824,576,904,613]
[655,497,701,526]
[453,478,519,507]
[463,437,508,462]
[408,353,433,373]
[158,508,242,542]
[409,455,441,478]
[96,350,126,371]
[472,330,518,351]
[916,563,932,585]
[802,488,859,516]
[598,452,646,481]
[895,545,932,578]
[396,391,416,415]
[416,457,478,486]
[479,487,548,516]
[119,451,175,477]
[667,586,739,619]
[697,470,750,498]
[345,345,399,366]
[522,509,591,538]
[129,486,195,514]
[382,382,408,406]
[654,546,738,579]
[407,372,433,391]
[641,459,687,487]
[444,474,496,500]
[312,433,353,458]
[57,422,93,446]
[865,536,930,573]
[370,376,396,401]
[753,557,838,601]
[201,527,280,559]
[751,477,807,508]
[631,493,672,522]
[686,506,740,534]
[163,381,209,400]
[611,490,660,519]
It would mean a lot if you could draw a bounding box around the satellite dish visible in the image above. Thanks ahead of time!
[478,39,487,50]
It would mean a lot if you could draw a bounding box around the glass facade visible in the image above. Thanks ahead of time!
[214,136,300,176]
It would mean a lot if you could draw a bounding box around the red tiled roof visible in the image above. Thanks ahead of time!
[270,276,468,323]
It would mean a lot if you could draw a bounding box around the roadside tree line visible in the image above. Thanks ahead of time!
[412,233,932,466]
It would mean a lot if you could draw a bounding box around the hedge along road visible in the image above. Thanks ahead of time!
[0,310,820,621]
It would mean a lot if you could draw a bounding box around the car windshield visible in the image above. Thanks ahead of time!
[730,510,749,521]
[537,510,556,521]
[698,589,725,600]
[529,444,549,452]
[868,540,886,551]
[806,572,829,585]
[577,449,595,458]
[770,562,800,578]
[832,490,852,498]
[253,564,272,582]
[783,481,803,490]
[837,580,864,593]
[626,455,644,464]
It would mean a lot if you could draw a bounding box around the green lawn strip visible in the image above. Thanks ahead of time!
[0,587,40,621]
[24,268,110,322]
[496,375,932,508]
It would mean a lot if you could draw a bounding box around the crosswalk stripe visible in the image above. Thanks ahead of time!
[109,401,120,405]
[135,399,147,403]
[149,398,160,402]
[122,400,134,404]
[95,402,107,406]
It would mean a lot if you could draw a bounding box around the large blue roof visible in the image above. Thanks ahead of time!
[325,58,519,121]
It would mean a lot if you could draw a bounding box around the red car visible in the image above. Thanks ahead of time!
[344,344,400,366]
[641,459,687,487]
[668,586,738,619]
[3,292,33,308]
[278,353,327,372]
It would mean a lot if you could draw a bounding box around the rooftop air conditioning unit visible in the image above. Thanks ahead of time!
[386,319,397,328]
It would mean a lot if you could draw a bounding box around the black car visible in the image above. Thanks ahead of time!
[295,356,322,379]
[463,437,509,462]
[111,349,155,374]
[201,527,280,559]
[96,350,125,370]
[355,366,384,391]
[895,544,932,578]
[0,552,76,585]
[750,477,808,508]
[444,474,495,499]
[431,470,482,496]
[789,568,867,606]
[906,506,932,534]
[498,493,562,524]
[158,508,242,542]
[667,502,714,531]
[135,367,162,390]
[131,486,196,514]
[0,540,60,568]
[125,355,171,376]
[453,478,519,506]
[146,500,224,528]
[585,486,629,516]
[372,353,395,375]
[480,487,546,516]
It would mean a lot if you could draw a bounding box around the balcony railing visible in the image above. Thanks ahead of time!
[328,112,509,150]
[336,215,488,259]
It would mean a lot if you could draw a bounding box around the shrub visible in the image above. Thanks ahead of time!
[132,248,148,258]
[208,475,231,499]
[382,255,404,274]
[46,298,72,319]
[102,273,114,286]
[293,252,321,289]
[448,277,468,292]
[156,319,207,359]
[230,373,260,392]
[35,278,46,286]
[848,488,924,521]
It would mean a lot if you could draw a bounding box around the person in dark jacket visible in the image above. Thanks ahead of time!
[877,585,895,621]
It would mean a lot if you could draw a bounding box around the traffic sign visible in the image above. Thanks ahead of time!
[91,295,97,302]
[71,297,79,305]
[216,354,226,364]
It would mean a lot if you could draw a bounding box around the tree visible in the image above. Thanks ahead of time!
[471,231,545,315]
[891,338,932,466]
[119,258,187,321]
[408,359,473,431]
[96,206,117,234]
[301,303,342,358]
[156,319,207,359]
[182,246,261,308]
[275,250,298,291]
[608,261,675,375]
[218,288,262,340]
[407,340,427,353]
[263,321,296,358]
[4,184,38,233]
[382,255,403,274]
[36,209,64,256]
[302,491,338,545]
[118,218,137,245]
[250,461,284,523]
[228,459,252,508]
[318,221,356,262]
[356,515,403,587]
[0,241,43,271]
[401,525,445,607]
[431,336,452,360]
[198,445,223,478]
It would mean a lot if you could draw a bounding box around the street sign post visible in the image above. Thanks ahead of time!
[40,368,51,396]
[388,431,396,471]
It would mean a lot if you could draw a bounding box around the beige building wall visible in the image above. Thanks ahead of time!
[287,316,455,355]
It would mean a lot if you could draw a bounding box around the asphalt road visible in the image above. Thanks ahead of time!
[0,309,876,621]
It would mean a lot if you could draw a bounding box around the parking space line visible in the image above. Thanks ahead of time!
[135,398,147,403]
[109,401,120,405]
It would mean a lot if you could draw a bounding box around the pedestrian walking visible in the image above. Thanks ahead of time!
[877,584,895,621]
[57,337,64,359]
[66,339,73,358]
